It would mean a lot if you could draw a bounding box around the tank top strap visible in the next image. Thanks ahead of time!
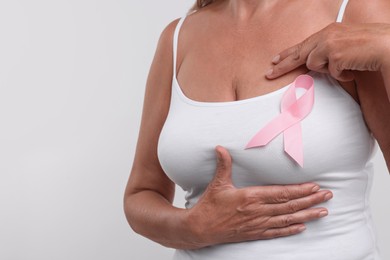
[173,15,188,79]
[336,0,350,23]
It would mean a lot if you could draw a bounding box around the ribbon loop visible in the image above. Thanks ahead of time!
[245,74,315,167]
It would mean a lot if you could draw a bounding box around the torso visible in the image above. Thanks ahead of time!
[176,0,359,103]
[157,1,382,259]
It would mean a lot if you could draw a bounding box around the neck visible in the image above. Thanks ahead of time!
[227,0,276,21]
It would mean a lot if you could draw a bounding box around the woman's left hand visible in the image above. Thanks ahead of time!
[265,22,390,100]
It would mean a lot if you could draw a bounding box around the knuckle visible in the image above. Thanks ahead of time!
[276,188,292,203]
[272,228,283,238]
[328,50,342,63]
[329,34,339,45]
[242,188,255,198]
[323,38,335,49]
[286,200,300,213]
[235,203,251,215]
[239,189,256,203]
[283,215,294,226]
[289,225,301,235]
[369,60,380,71]
[258,230,272,240]
[236,191,257,213]
[265,204,279,216]
[292,47,301,61]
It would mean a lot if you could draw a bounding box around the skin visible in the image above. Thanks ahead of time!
[123,16,332,249]
[123,0,389,250]
[266,0,390,171]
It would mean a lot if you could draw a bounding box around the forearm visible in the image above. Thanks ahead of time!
[381,63,390,102]
[354,69,390,173]
[378,64,390,172]
[124,190,203,249]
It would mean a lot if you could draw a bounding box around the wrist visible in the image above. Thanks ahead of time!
[181,207,210,249]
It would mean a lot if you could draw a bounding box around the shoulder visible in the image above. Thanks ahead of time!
[154,10,205,58]
[154,18,181,58]
[344,0,390,23]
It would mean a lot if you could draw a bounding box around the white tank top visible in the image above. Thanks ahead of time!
[157,0,382,259]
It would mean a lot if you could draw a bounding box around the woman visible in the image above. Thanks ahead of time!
[124,0,390,259]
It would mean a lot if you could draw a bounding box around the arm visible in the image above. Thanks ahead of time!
[123,19,194,249]
[266,0,390,171]
[346,0,390,171]
[354,71,390,171]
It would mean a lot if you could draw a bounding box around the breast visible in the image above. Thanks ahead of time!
[158,72,375,207]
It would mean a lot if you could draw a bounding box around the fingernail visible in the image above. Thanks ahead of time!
[319,210,328,218]
[272,55,280,64]
[324,193,333,201]
[265,69,273,77]
[311,185,320,192]
[298,225,306,232]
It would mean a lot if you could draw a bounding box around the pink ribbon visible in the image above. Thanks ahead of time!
[245,74,315,167]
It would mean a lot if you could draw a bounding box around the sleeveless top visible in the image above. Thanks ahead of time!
[157,0,382,259]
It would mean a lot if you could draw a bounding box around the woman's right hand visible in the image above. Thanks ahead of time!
[186,145,333,247]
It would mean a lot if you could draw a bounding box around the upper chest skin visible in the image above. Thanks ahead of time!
[176,0,358,103]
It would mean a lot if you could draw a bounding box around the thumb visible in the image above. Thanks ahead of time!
[335,70,355,82]
[212,145,233,186]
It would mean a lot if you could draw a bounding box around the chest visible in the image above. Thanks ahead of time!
[158,73,374,191]
[175,0,350,102]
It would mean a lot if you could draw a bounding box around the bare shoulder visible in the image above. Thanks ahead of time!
[143,17,182,99]
[344,0,390,23]
[160,18,181,48]
[153,18,181,67]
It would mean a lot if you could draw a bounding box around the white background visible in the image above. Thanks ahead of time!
[0,1,388,260]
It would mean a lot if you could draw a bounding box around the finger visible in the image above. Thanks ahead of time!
[266,52,306,79]
[267,207,328,228]
[267,40,317,79]
[306,48,329,73]
[259,224,307,239]
[211,145,233,186]
[306,44,354,81]
[267,30,324,79]
[248,183,321,204]
[273,43,304,65]
[264,190,333,215]
[337,70,355,82]
[328,61,355,82]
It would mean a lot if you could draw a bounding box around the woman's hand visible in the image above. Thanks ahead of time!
[186,146,333,248]
[265,23,390,100]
